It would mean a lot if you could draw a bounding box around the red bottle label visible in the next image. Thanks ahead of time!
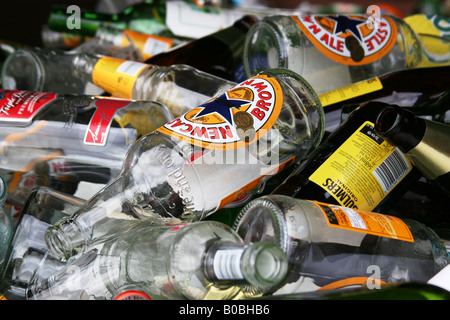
[0,90,57,123]
[84,98,131,146]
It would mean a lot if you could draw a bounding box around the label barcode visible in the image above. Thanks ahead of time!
[373,148,411,194]
[116,61,148,76]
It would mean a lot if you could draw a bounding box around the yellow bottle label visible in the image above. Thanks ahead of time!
[314,200,414,242]
[319,77,383,107]
[309,121,412,211]
[121,30,174,60]
[92,56,149,99]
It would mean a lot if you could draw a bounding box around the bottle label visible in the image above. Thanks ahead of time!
[213,249,244,280]
[318,77,383,107]
[314,200,414,242]
[84,98,131,146]
[157,74,283,150]
[0,90,57,123]
[113,290,152,300]
[309,121,412,211]
[92,56,149,99]
[292,14,398,66]
[120,30,174,60]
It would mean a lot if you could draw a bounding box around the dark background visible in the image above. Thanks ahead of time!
[0,0,420,47]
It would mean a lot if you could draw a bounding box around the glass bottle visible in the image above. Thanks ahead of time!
[255,282,450,300]
[243,14,450,95]
[44,68,325,260]
[0,187,84,300]
[340,89,450,126]
[0,176,13,268]
[272,101,421,213]
[374,103,450,195]
[233,194,450,295]
[28,221,288,300]
[1,48,236,117]
[319,66,450,133]
[0,90,173,209]
[47,0,275,40]
[47,0,172,38]
[146,15,259,82]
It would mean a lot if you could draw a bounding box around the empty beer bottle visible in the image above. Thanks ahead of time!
[44,68,325,260]
[243,14,450,95]
[374,103,450,195]
[48,0,266,40]
[1,48,236,117]
[233,195,450,295]
[272,101,420,213]
[146,15,259,82]
[0,187,83,300]
[29,221,288,300]
[0,90,173,208]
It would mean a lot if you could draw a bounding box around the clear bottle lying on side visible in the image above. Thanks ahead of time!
[0,90,173,209]
[28,221,288,300]
[0,187,84,300]
[1,47,236,116]
[44,68,325,261]
[243,14,450,95]
[233,194,450,296]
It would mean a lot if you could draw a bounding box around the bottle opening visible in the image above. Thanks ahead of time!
[375,106,399,134]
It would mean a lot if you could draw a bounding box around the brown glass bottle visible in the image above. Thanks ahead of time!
[323,66,450,133]
[375,103,450,196]
[145,15,259,82]
[272,101,421,213]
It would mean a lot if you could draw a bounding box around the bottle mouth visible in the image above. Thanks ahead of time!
[45,218,86,261]
[1,49,44,91]
[233,196,288,253]
[243,19,287,78]
[375,106,400,135]
[242,242,288,289]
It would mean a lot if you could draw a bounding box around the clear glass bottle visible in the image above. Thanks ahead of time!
[233,194,450,296]
[243,14,450,94]
[0,187,84,300]
[44,68,325,260]
[0,90,173,209]
[0,176,13,268]
[1,48,236,117]
[29,221,287,300]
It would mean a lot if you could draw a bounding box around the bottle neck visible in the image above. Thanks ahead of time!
[72,53,102,84]
[203,241,287,290]
[375,104,426,153]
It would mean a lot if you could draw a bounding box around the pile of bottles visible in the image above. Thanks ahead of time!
[0,0,450,301]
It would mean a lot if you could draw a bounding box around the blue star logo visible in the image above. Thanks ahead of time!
[327,15,366,41]
[193,92,250,124]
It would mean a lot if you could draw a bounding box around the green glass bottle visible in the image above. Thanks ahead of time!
[48,0,172,38]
